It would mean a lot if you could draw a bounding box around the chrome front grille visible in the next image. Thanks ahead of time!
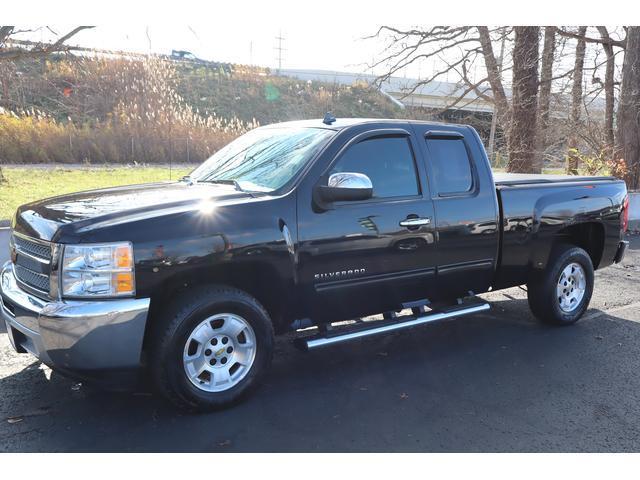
[14,264,50,292]
[13,234,52,261]
[11,233,52,297]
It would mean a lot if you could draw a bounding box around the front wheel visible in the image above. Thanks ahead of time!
[149,285,274,411]
[527,245,594,325]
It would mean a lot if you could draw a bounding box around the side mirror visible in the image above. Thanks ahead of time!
[318,172,373,202]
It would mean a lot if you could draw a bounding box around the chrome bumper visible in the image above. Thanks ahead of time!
[1,261,150,372]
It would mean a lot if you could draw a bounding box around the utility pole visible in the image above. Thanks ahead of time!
[274,31,285,75]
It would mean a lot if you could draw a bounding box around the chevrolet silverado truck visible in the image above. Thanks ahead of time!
[1,118,630,411]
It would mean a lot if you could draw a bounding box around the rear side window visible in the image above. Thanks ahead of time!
[425,138,473,195]
[330,136,419,198]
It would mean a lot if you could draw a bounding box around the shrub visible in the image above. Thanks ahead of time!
[566,148,629,178]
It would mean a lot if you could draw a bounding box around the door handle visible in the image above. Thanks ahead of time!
[399,217,431,228]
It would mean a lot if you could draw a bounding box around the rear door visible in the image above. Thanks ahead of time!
[411,124,500,300]
[296,127,438,323]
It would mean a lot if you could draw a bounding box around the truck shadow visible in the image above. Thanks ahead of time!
[2,298,640,452]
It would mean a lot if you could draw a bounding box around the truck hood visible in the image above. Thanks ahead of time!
[13,181,256,241]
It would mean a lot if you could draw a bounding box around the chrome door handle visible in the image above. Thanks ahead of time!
[399,217,431,227]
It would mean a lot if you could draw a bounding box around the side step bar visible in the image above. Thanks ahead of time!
[298,302,490,351]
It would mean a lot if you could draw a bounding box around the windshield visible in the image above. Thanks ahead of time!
[190,126,335,192]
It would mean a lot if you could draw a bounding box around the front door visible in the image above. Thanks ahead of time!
[296,129,437,323]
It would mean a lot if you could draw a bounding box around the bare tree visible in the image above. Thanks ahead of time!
[557,28,625,48]
[536,26,556,171]
[595,26,616,151]
[0,26,93,61]
[369,27,515,157]
[476,27,511,126]
[508,27,540,173]
[0,26,93,181]
[616,26,640,189]
[369,26,562,172]
[556,26,626,160]
[566,27,587,174]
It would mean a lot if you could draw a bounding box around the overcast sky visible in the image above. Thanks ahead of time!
[15,22,405,76]
[8,0,633,80]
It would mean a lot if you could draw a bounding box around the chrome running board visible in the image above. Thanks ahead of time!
[298,302,490,351]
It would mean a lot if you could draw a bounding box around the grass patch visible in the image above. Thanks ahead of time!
[0,166,192,220]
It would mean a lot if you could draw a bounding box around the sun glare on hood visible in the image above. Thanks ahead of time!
[198,200,216,214]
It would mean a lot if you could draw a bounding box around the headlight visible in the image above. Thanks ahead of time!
[61,242,135,298]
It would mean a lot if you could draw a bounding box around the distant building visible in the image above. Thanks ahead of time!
[279,68,604,120]
[279,68,498,141]
[280,68,495,113]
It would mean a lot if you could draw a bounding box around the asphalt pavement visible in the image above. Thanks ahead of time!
[1,227,639,452]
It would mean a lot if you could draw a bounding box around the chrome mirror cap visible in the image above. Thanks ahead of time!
[328,172,373,190]
[318,172,373,203]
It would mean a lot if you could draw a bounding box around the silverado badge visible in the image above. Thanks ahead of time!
[314,268,366,281]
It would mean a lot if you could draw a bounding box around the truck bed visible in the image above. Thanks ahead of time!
[493,172,615,186]
[493,172,626,290]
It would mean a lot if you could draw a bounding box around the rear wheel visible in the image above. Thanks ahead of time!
[150,285,274,411]
[527,244,594,325]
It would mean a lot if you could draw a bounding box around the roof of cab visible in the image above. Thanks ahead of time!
[260,117,459,131]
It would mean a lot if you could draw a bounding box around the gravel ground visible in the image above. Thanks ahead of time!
[1,229,639,452]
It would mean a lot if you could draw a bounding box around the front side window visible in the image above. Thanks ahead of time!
[425,138,473,195]
[191,126,335,192]
[330,136,419,199]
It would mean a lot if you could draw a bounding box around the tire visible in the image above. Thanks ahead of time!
[149,284,274,412]
[527,244,594,326]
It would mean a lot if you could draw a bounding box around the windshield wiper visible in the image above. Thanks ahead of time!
[198,178,246,192]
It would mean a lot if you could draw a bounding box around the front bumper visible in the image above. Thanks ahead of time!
[1,261,150,377]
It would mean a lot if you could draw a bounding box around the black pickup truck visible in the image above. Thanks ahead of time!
[1,118,630,410]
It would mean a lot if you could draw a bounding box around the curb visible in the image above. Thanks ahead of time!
[0,220,9,228]
[629,192,640,230]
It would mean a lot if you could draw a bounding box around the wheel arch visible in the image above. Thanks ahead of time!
[553,222,605,269]
[143,261,293,353]
[532,221,605,274]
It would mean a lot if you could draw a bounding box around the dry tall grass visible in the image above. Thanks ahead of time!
[0,57,256,164]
